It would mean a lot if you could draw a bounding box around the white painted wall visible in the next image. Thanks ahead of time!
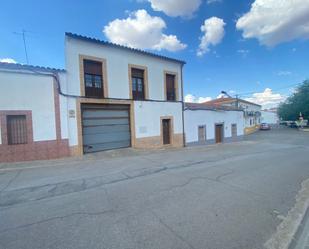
[65,36,184,146]
[65,37,183,100]
[261,111,279,124]
[134,101,183,138]
[184,109,244,143]
[0,71,57,141]
[221,100,261,128]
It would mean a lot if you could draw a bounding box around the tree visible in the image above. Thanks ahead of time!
[278,80,309,120]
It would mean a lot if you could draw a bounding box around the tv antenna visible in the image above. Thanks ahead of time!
[13,29,30,64]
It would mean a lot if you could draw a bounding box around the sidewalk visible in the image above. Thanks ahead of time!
[291,209,309,249]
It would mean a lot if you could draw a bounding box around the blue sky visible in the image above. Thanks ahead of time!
[1,0,309,107]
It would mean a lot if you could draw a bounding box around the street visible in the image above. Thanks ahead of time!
[0,128,309,249]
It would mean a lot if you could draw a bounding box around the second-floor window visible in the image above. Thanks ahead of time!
[84,59,103,98]
[166,74,176,101]
[131,68,145,100]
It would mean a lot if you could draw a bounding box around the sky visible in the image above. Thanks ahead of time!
[1,0,309,108]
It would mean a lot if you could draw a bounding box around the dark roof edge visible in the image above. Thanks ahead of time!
[185,103,242,112]
[0,62,65,73]
[65,32,186,65]
[238,99,262,107]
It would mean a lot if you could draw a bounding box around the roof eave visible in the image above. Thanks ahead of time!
[65,32,186,65]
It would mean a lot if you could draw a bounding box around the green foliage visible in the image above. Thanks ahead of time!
[278,80,309,120]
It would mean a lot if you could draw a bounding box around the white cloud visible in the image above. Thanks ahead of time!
[148,0,202,17]
[103,9,186,52]
[197,17,226,56]
[236,0,309,46]
[216,93,227,99]
[207,0,222,4]
[277,71,292,76]
[153,34,187,51]
[245,88,286,108]
[237,49,249,57]
[185,94,212,103]
[0,58,17,64]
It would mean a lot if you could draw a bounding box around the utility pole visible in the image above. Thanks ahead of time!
[235,94,239,108]
[13,29,29,64]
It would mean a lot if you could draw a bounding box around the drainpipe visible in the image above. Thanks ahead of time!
[181,63,186,147]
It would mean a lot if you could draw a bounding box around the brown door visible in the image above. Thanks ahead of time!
[198,126,206,142]
[215,124,223,143]
[162,119,171,145]
[231,124,237,137]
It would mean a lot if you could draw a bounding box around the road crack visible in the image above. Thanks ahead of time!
[151,210,196,249]
[0,209,115,234]
[0,170,22,193]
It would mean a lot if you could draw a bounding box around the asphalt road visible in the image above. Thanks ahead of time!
[0,128,309,249]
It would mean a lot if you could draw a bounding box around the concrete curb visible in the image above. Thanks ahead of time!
[264,178,309,249]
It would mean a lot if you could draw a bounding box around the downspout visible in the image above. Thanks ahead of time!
[181,63,186,147]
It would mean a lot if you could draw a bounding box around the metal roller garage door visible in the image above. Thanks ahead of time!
[81,104,131,153]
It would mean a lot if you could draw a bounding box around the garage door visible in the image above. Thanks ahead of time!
[81,104,131,153]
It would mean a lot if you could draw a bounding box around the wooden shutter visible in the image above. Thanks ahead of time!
[131,68,144,79]
[7,115,27,144]
[166,74,176,101]
[84,60,102,75]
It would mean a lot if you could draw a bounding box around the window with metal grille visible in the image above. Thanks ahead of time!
[7,115,27,145]
[166,74,176,101]
[131,68,145,100]
[83,59,103,98]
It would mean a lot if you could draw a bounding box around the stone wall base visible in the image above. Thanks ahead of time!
[134,133,184,149]
[244,126,259,135]
[0,139,70,163]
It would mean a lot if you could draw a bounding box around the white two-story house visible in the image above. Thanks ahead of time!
[65,33,185,155]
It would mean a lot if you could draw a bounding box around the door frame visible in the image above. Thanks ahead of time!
[160,116,174,146]
[231,123,237,137]
[215,123,224,143]
[198,125,206,143]
[76,98,135,156]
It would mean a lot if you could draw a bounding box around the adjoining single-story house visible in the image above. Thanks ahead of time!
[0,63,70,162]
[203,97,262,135]
[0,32,186,162]
[184,103,244,146]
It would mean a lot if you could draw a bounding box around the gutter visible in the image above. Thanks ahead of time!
[181,64,186,147]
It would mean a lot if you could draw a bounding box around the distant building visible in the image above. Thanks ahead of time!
[203,97,262,134]
[261,108,279,125]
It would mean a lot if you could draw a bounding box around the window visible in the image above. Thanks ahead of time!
[7,115,27,145]
[131,68,145,100]
[83,59,103,98]
[166,74,176,101]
